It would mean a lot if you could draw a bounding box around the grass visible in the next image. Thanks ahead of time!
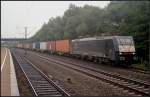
[131,63,148,71]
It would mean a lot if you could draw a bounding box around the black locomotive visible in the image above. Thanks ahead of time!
[71,36,135,66]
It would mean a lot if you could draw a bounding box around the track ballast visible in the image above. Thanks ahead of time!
[12,50,70,96]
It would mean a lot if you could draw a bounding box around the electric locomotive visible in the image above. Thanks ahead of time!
[71,36,135,66]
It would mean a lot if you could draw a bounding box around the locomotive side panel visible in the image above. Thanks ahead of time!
[71,39,109,58]
[104,39,116,60]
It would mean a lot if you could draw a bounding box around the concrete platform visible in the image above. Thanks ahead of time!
[1,47,20,96]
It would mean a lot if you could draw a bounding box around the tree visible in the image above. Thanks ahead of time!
[31,1,149,63]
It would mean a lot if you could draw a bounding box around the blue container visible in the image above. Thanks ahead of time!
[35,42,40,49]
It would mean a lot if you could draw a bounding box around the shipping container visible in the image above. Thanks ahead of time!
[46,41,56,52]
[35,42,40,49]
[22,43,26,49]
[55,40,71,53]
[20,43,23,48]
[40,42,47,50]
[16,44,18,48]
[25,43,30,49]
[17,43,23,48]
[33,43,36,49]
[29,43,33,49]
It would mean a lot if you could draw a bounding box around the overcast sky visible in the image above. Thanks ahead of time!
[1,1,110,38]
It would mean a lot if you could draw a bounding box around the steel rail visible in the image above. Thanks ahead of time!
[33,53,149,96]
[12,50,70,96]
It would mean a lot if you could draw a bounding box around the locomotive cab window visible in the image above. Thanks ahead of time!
[117,38,133,45]
[116,37,135,53]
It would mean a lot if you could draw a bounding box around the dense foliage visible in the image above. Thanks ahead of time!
[31,1,149,63]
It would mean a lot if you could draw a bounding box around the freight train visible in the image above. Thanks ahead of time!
[15,36,136,66]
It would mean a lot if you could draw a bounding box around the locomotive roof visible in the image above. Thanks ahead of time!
[72,36,133,42]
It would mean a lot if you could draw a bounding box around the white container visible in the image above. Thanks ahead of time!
[40,42,46,50]
[33,43,36,49]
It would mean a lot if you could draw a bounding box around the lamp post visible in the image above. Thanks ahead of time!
[25,26,27,55]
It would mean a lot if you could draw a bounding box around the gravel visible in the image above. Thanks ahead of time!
[33,51,149,82]
[11,51,33,96]
[15,49,134,96]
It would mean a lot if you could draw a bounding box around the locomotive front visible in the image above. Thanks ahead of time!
[115,36,135,65]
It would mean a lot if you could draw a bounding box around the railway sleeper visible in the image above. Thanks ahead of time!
[35,85,55,88]
[29,77,46,80]
[32,82,48,84]
[122,83,140,88]
[129,84,140,88]
[32,80,48,83]
[142,88,149,92]
[33,81,50,84]
[115,87,124,91]
[37,90,60,94]
[35,84,53,87]
[28,75,43,78]
[122,90,130,93]
[39,94,62,96]
[136,86,145,89]
[34,84,52,86]
[35,88,57,91]
[37,91,61,95]
[128,92,136,95]
[36,89,58,92]
[121,81,130,84]
[35,87,56,90]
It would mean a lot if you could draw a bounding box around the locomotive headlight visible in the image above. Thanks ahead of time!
[133,52,135,55]
[119,52,122,55]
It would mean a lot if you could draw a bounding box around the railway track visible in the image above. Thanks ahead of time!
[12,50,70,96]
[31,52,149,96]
[41,54,149,85]
[31,49,149,76]
[129,68,149,75]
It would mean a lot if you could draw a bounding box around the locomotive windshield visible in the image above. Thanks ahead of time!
[117,37,135,52]
[117,38,133,45]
